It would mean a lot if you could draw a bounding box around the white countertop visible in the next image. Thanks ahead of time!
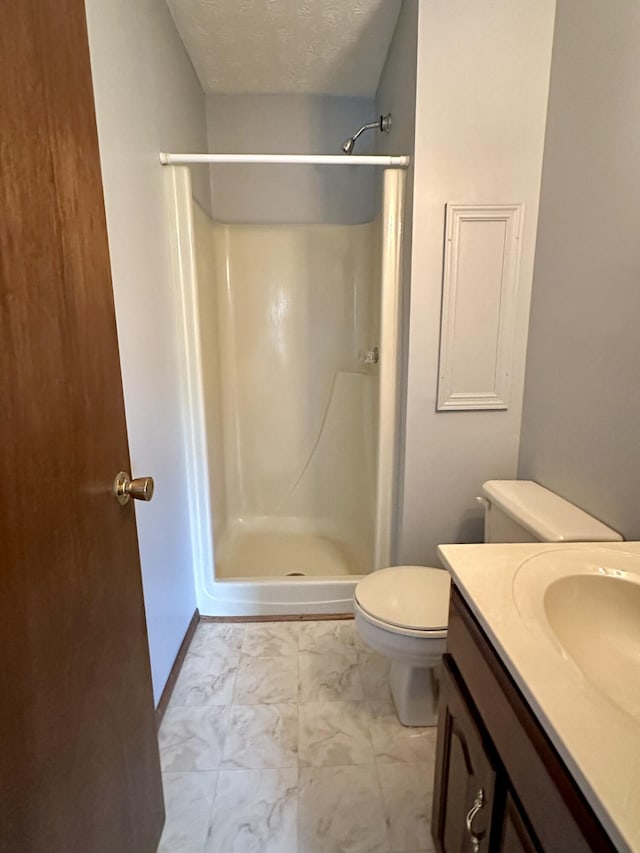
[438,541,640,853]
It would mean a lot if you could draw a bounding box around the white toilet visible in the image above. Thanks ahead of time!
[354,479,623,726]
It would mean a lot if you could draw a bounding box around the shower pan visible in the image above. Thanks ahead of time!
[165,158,406,616]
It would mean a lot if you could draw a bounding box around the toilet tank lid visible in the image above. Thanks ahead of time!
[481,480,623,542]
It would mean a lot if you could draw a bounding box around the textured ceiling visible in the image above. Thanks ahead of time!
[165,0,403,97]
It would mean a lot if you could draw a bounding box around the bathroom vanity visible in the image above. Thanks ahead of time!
[433,542,640,853]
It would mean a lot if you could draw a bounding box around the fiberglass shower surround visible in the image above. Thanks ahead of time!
[205,218,380,580]
[165,154,406,615]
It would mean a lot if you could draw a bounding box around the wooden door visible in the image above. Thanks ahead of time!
[0,3,164,852]
[432,657,500,853]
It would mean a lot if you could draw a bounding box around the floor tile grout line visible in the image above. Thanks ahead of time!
[204,766,222,848]
[219,762,299,772]
[354,642,367,704]
[372,751,393,849]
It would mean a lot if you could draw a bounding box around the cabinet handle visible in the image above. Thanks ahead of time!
[465,788,485,853]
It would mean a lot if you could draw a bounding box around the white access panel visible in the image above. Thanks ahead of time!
[437,202,523,411]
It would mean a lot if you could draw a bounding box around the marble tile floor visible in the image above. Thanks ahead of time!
[158,619,437,853]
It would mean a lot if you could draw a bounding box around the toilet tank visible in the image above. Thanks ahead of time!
[480,480,623,543]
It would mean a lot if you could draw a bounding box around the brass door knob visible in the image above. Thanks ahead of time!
[113,471,154,505]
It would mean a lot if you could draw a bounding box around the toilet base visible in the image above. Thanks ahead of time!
[389,660,439,727]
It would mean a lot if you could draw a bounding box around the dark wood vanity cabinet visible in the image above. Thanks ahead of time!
[431,586,616,853]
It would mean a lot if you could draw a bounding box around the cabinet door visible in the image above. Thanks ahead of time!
[432,656,500,853]
[499,794,541,853]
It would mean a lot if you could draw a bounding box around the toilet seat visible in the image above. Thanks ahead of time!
[354,565,451,637]
[354,601,448,639]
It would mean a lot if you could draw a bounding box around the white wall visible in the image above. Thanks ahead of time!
[375,0,418,173]
[206,94,376,224]
[398,0,556,565]
[518,0,640,539]
[85,0,210,703]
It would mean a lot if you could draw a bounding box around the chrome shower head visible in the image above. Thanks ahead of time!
[340,113,391,155]
[341,137,356,155]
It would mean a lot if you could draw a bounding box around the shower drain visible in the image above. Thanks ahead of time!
[285,572,306,577]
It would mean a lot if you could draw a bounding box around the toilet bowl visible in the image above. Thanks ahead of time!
[353,565,450,726]
[354,480,624,727]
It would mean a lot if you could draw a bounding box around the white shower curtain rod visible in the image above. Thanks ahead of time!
[159,152,410,168]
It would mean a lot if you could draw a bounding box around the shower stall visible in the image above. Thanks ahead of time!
[165,154,406,615]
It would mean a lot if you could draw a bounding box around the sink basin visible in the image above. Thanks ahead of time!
[513,548,640,722]
[544,573,640,720]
